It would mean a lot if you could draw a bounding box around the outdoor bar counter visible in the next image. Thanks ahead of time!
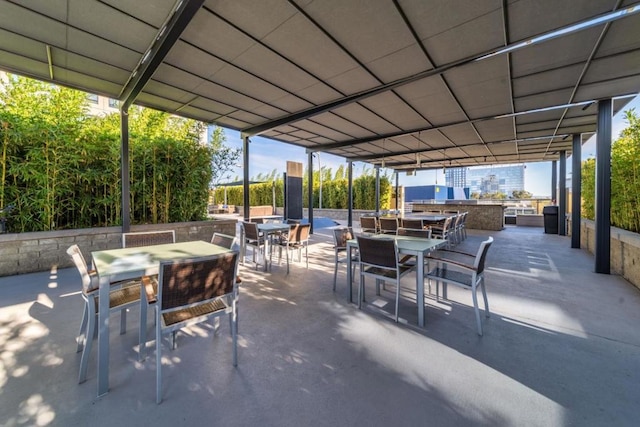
[411,203,505,231]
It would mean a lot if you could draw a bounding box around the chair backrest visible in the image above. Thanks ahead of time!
[443,210,459,214]
[242,221,260,241]
[333,227,354,250]
[474,237,494,275]
[211,232,237,250]
[251,217,265,224]
[287,223,311,243]
[123,230,175,248]
[66,244,96,294]
[356,235,397,269]
[397,227,432,238]
[379,217,398,233]
[158,252,239,311]
[425,210,442,214]
[401,218,423,229]
[360,216,377,232]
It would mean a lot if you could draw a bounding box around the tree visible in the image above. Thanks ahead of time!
[209,126,241,188]
[512,190,533,199]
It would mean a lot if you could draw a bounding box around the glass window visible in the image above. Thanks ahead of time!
[87,94,98,104]
[108,98,119,108]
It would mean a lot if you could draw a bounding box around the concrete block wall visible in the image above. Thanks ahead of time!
[581,219,640,291]
[0,219,237,277]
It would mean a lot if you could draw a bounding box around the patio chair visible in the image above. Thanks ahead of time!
[401,218,424,230]
[459,212,468,241]
[431,216,454,248]
[379,217,399,235]
[425,210,442,215]
[397,227,432,238]
[276,223,310,274]
[241,221,266,269]
[443,210,459,214]
[150,252,239,403]
[332,227,358,291]
[67,244,154,383]
[122,230,175,248]
[359,216,378,234]
[211,232,238,250]
[425,236,493,335]
[356,235,415,322]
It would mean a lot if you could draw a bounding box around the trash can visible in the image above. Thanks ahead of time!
[542,205,559,234]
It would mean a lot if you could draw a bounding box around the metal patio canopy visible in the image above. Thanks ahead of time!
[0,0,639,171]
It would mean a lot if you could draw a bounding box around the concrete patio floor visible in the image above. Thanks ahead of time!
[1,225,640,426]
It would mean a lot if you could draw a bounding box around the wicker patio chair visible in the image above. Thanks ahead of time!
[150,251,239,403]
[67,244,154,383]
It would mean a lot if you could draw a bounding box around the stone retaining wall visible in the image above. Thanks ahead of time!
[0,219,237,277]
[581,219,640,291]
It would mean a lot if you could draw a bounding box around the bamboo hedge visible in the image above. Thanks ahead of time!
[212,172,392,210]
[0,76,214,232]
[581,109,640,233]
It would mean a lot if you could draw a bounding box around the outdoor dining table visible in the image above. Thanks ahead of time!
[240,222,291,271]
[346,234,445,327]
[91,240,232,397]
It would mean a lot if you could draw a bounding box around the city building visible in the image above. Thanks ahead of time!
[448,164,525,196]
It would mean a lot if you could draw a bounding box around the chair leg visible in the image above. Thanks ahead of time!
[395,280,400,322]
[358,274,364,309]
[305,244,308,269]
[78,304,95,384]
[332,257,339,292]
[120,309,127,335]
[156,316,162,404]
[286,245,290,274]
[480,278,490,318]
[139,299,148,361]
[471,285,483,336]
[232,304,238,367]
[77,303,88,353]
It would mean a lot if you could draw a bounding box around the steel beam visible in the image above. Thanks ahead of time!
[120,0,205,110]
[595,99,612,274]
[241,4,640,137]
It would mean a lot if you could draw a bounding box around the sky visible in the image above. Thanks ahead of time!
[217,96,640,198]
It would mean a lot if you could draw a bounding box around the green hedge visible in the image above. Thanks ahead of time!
[581,110,640,233]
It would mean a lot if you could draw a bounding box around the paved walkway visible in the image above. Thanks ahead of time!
[1,226,639,426]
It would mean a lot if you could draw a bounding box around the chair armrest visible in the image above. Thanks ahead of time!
[436,248,476,258]
[142,276,157,304]
[427,255,476,272]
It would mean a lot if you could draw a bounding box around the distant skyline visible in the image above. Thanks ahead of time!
[219,96,640,198]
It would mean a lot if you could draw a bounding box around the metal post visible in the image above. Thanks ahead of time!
[395,171,399,212]
[347,161,353,227]
[316,152,322,209]
[375,166,380,215]
[120,107,130,232]
[308,152,314,234]
[571,134,582,248]
[551,160,557,203]
[558,151,567,235]
[242,135,250,221]
[595,99,612,274]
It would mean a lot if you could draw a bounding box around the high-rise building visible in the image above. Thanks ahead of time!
[445,168,466,187]
[466,164,525,196]
[445,164,526,196]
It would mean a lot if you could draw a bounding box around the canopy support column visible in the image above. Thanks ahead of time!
[375,166,380,215]
[595,99,612,274]
[551,161,557,203]
[242,135,250,221]
[308,152,314,234]
[120,107,130,232]
[571,134,582,248]
[347,161,353,227]
[558,150,567,236]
